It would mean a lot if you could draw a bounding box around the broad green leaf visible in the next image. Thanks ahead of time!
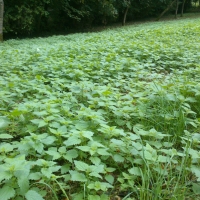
[0,143,14,153]
[105,174,114,184]
[148,128,164,139]
[90,156,101,165]
[89,172,102,179]
[132,142,142,150]
[31,119,47,128]
[33,111,48,117]
[38,120,48,128]
[69,170,87,182]
[87,181,112,191]
[97,148,110,156]
[46,148,61,160]
[73,193,84,200]
[110,138,125,146]
[49,128,57,134]
[113,154,124,162]
[58,146,66,154]
[36,159,56,167]
[153,166,168,175]
[133,127,148,136]
[61,164,70,174]
[144,150,155,161]
[126,121,132,130]
[115,119,125,126]
[192,183,200,194]
[0,117,10,129]
[122,172,133,180]
[63,149,78,162]
[129,134,140,141]
[146,143,154,152]
[26,125,38,132]
[49,166,61,172]
[76,146,90,152]
[189,121,197,128]
[81,131,94,140]
[128,167,141,176]
[100,194,110,200]
[88,195,101,200]
[64,136,81,147]
[157,155,170,163]
[87,182,100,190]
[86,164,104,175]
[25,190,44,200]
[163,142,173,147]
[41,168,53,178]
[74,160,89,171]
[190,165,200,181]
[0,170,13,182]
[29,172,42,180]
[18,177,29,194]
[58,125,67,134]
[105,167,116,173]
[49,122,60,129]
[75,121,89,130]
[0,134,13,139]
[34,142,44,154]
[0,185,15,200]
[147,141,162,149]
[42,136,56,145]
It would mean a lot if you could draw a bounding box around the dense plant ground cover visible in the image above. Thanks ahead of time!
[0,18,200,200]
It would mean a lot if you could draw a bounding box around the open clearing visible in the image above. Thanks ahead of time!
[0,18,200,200]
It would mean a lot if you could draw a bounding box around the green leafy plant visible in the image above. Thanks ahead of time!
[0,18,200,199]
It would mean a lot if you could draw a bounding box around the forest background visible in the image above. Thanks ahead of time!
[2,0,200,39]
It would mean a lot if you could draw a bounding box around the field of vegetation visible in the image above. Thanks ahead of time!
[0,18,200,200]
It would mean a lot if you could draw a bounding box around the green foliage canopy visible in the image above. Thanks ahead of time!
[3,0,192,36]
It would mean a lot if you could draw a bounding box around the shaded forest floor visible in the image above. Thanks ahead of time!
[86,12,200,33]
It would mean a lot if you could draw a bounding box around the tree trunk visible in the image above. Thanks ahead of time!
[122,6,129,26]
[0,0,4,42]
[122,0,130,26]
[180,0,186,17]
[156,0,176,21]
[175,0,179,18]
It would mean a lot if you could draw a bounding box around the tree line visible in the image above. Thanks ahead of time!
[0,0,196,38]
